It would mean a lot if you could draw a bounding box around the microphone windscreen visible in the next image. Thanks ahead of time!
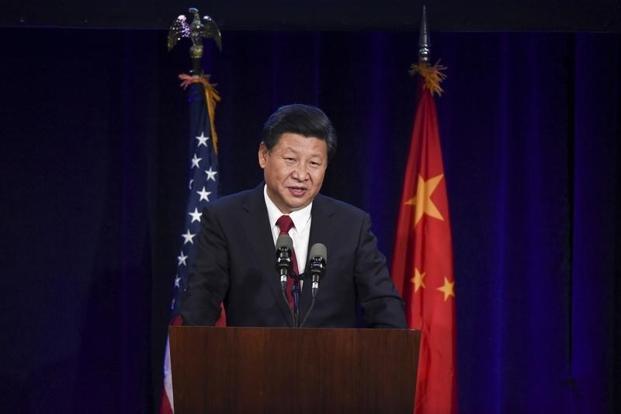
[276,234,293,250]
[309,243,327,262]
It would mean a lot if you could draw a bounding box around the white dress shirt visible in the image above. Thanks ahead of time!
[263,185,312,274]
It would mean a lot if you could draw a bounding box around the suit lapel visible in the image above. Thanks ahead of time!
[242,184,294,327]
[300,194,334,322]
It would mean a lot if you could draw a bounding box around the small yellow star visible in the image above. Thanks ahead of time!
[437,277,455,301]
[411,268,426,292]
[405,174,445,225]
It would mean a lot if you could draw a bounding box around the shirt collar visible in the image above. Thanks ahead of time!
[263,185,312,232]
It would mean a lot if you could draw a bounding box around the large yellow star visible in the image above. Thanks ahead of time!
[411,268,426,292]
[405,174,445,225]
[437,277,455,301]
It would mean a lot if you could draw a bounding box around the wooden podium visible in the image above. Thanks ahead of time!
[170,326,420,414]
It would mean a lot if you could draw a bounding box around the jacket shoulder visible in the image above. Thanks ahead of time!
[207,187,257,212]
[314,193,368,220]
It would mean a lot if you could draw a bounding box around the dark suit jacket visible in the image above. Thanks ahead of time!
[181,185,406,328]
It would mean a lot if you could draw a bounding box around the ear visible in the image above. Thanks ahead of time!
[258,142,269,169]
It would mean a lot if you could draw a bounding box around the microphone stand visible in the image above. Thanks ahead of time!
[299,255,324,327]
[299,271,319,327]
[299,296,316,328]
[291,273,301,327]
[275,241,296,327]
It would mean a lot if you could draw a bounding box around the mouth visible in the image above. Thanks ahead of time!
[287,186,307,197]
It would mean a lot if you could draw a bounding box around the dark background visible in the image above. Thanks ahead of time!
[1,0,620,31]
[1,2,620,413]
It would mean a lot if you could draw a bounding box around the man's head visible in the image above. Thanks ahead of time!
[258,104,338,213]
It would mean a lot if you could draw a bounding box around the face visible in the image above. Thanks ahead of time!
[258,132,328,213]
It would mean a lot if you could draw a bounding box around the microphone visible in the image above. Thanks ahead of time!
[308,243,327,298]
[299,243,327,328]
[275,234,293,293]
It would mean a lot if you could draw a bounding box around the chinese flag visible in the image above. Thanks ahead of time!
[391,63,457,414]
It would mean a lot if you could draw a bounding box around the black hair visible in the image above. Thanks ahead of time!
[261,104,337,159]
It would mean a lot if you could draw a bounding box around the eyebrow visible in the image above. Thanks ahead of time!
[279,146,325,158]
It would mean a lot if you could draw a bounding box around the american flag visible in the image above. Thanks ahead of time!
[160,77,221,414]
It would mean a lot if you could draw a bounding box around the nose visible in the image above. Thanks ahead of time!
[291,162,310,181]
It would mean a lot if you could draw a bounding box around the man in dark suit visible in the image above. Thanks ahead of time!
[181,104,406,328]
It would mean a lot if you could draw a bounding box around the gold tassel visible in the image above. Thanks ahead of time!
[409,61,447,96]
[178,74,221,154]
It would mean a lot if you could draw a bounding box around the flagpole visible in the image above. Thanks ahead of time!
[418,5,430,64]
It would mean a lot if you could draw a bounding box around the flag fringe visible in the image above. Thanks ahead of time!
[409,61,447,96]
[178,73,221,154]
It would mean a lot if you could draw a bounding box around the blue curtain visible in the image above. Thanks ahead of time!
[0,28,619,413]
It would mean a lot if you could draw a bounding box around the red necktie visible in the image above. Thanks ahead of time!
[276,215,297,309]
